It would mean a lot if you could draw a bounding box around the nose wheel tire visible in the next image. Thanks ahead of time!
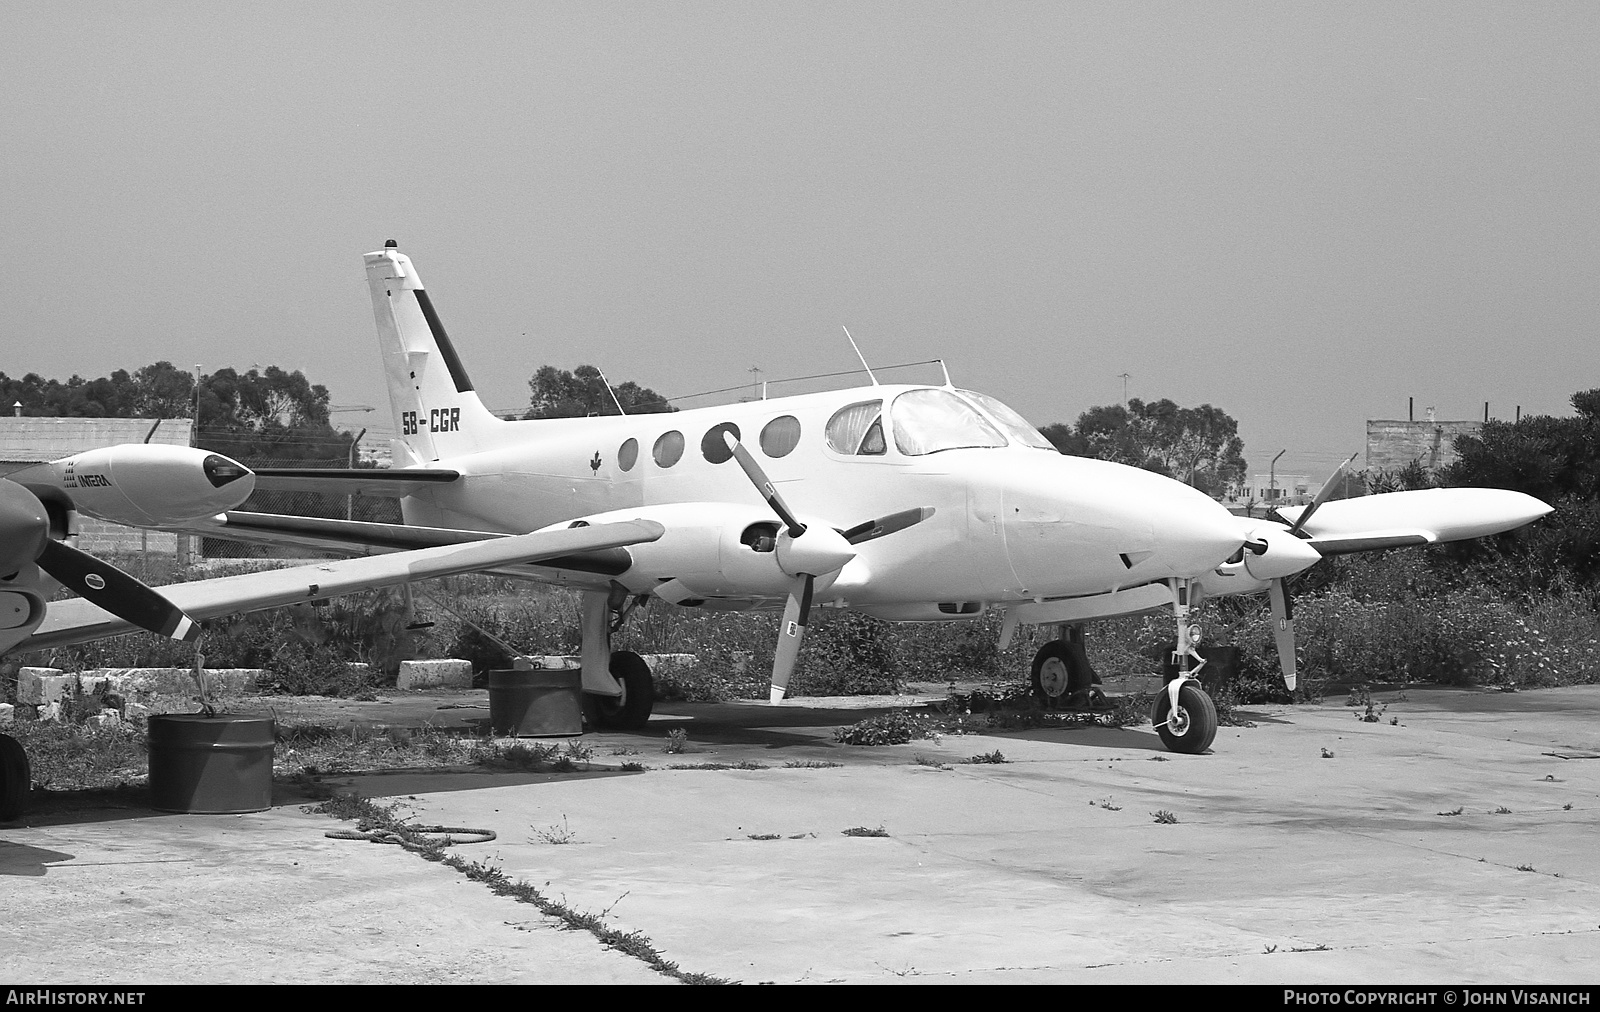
[584,650,655,730]
[1,734,29,821]
[1151,682,1218,754]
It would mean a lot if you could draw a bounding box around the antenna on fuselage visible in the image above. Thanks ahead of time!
[596,369,627,416]
[936,358,952,387]
[842,326,879,385]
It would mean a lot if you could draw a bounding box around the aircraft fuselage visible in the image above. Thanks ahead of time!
[392,384,1245,615]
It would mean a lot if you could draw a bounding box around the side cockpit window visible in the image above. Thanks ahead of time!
[825,400,886,456]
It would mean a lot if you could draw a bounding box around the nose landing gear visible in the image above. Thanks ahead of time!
[1150,578,1218,754]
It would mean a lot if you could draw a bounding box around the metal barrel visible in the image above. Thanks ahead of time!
[487,669,583,737]
[147,713,275,814]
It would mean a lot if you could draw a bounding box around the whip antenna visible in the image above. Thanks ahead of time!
[842,326,879,385]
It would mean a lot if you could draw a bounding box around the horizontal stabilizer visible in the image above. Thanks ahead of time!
[22,519,665,651]
[249,467,460,497]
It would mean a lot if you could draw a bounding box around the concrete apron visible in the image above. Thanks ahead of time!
[1,685,1597,984]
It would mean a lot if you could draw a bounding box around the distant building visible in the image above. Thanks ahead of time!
[1366,417,1481,473]
[0,416,196,558]
[1220,473,1322,516]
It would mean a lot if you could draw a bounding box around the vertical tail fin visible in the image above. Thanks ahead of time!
[364,242,505,463]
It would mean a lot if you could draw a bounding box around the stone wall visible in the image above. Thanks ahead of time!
[1365,419,1482,474]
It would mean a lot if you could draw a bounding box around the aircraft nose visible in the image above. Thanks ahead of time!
[1146,496,1246,577]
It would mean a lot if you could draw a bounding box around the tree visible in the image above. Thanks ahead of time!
[1438,389,1600,592]
[1042,398,1247,497]
[525,364,672,419]
[1,361,381,526]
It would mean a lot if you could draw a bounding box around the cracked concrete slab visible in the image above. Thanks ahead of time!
[2,684,1597,984]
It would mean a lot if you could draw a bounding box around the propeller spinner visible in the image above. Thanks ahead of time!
[721,432,932,704]
[0,479,200,642]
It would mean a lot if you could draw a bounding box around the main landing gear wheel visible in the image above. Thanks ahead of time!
[1151,682,1218,754]
[585,650,655,731]
[1030,641,1104,711]
[1,733,29,822]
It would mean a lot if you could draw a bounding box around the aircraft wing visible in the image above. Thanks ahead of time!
[18,518,664,652]
[248,467,460,497]
[1274,487,1553,556]
[179,511,637,578]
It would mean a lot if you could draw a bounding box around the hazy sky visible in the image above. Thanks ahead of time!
[4,2,1596,479]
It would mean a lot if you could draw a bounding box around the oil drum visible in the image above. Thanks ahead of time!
[488,669,583,737]
[148,713,275,813]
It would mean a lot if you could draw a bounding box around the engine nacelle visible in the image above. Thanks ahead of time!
[9,444,256,527]
[537,502,827,600]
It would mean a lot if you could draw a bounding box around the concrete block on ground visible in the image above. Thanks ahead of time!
[529,656,580,670]
[0,703,12,727]
[397,658,473,689]
[642,653,697,672]
[80,668,263,698]
[19,668,70,706]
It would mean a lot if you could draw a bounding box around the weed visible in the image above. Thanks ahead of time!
[1320,748,1335,758]
[912,755,949,770]
[529,815,577,845]
[833,710,938,746]
[8,720,146,790]
[960,750,1009,764]
[562,740,594,766]
[620,762,648,772]
[783,760,842,769]
[1493,806,1513,814]
[1438,807,1464,817]
[1289,944,1331,953]
[663,727,690,754]
[442,854,733,984]
[666,761,768,770]
[747,833,781,841]
[1263,944,1278,954]
[1564,803,1573,811]
[841,825,889,838]
[1357,697,1388,722]
[1516,864,1536,872]
[1151,810,1179,824]
[499,742,559,770]
[1094,797,1123,811]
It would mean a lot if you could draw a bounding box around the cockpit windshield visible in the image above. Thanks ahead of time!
[957,390,1056,450]
[891,389,1007,455]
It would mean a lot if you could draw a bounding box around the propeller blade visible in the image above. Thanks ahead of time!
[1287,452,1360,536]
[723,432,805,537]
[36,539,200,641]
[1268,577,1296,691]
[769,574,814,704]
[839,507,936,545]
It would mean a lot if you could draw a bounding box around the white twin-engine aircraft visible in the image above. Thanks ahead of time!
[166,241,1549,755]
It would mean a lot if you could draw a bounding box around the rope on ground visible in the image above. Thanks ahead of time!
[327,824,497,849]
